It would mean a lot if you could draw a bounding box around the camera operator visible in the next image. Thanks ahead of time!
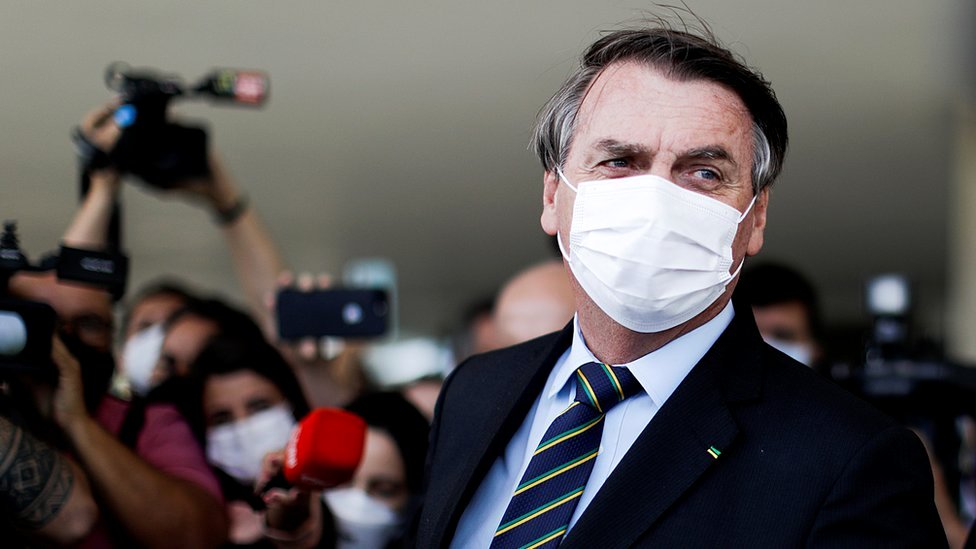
[81,98,361,409]
[8,134,227,546]
[0,341,99,545]
[81,98,284,340]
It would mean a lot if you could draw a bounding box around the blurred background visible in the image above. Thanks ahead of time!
[2,0,974,362]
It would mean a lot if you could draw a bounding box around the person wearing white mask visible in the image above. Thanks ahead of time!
[190,333,331,548]
[115,281,195,396]
[737,262,824,370]
[417,20,945,548]
[120,322,167,395]
[324,392,429,549]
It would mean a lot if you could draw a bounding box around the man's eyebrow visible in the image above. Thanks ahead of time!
[683,146,738,167]
[593,139,651,158]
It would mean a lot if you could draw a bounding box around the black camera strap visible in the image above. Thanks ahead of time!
[56,245,129,300]
[71,127,112,172]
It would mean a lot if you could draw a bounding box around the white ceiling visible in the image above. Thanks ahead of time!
[1,1,972,338]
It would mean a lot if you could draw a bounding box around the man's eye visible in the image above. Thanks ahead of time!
[602,158,630,169]
[693,168,720,181]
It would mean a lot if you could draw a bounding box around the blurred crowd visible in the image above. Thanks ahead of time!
[0,102,440,548]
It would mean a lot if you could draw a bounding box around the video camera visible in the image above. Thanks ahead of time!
[829,273,975,415]
[74,62,269,188]
[0,224,56,378]
[828,274,976,508]
[0,299,57,380]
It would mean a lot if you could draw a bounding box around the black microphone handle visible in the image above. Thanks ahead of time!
[244,470,291,511]
[261,469,291,494]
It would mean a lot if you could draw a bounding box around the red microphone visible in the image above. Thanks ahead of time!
[269,407,366,492]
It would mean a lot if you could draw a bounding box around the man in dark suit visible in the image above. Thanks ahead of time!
[417,23,946,548]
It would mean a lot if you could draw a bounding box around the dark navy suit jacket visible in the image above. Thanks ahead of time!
[416,303,947,547]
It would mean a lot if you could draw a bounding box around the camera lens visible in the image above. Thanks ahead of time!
[0,311,28,356]
[342,303,364,325]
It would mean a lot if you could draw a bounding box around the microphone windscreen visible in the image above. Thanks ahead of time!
[283,408,366,490]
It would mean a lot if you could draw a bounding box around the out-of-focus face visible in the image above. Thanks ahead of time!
[493,261,575,348]
[9,271,114,352]
[202,369,286,428]
[401,379,442,422]
[540,62,768,328]
[753,301,813,344]
[155,314,219,384]
[349,428,409,512]
[124,293,186,341]
[753,300,821,364]
[469,310,498,356]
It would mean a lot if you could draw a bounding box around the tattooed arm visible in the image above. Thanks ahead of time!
[0,415,98,545]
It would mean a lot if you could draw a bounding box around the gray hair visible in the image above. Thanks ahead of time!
[532,26,788,194]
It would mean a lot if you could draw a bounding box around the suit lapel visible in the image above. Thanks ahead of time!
[427,325,574,547]
[562,307,764,548]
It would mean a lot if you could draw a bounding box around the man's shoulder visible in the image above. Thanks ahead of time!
[433,329,568,428]
[750,344,902,448]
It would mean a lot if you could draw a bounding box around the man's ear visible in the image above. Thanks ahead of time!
[746,187,769,256]
[541,170,560,236]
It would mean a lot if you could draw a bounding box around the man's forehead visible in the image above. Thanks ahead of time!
[571,62,752,154]
[9,271,112,321]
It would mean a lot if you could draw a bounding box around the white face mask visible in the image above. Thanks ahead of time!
[121,323,165,396]
[557,169,756,333]
[206,403,296,484]
[765,337,814,367]
[323,487,400,549]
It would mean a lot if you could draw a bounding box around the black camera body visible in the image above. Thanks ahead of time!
[0,298,57,379]
[78,63,269,188]
[102,63,210,188]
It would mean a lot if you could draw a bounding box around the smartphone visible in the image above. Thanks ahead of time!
[276,288,389,340]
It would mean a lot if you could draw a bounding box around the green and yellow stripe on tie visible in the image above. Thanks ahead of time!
[576,370,602,413]
[494,487,585,537]
[514,449,599,495]
[520,526,567,549]
[600,362,625,401]
[490,363,641,548]
[534,415,604,455]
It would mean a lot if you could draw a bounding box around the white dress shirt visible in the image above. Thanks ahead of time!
[450,302,734,548]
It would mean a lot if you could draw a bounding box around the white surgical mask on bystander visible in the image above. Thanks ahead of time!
[206,403,296,484]
[323,486,401,549]
[121,323,165,395]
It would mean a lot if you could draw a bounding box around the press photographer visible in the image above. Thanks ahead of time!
[58,62,363,547]
[2,98,229,546]
[0,294,100,545]
[87,63,368,410]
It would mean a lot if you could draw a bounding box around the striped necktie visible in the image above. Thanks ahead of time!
[490,361,641,549]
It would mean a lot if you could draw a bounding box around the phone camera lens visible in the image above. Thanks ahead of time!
[342,303,364,325]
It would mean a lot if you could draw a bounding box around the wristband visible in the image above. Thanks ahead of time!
[214,194,249,225]
[71,127,112,172]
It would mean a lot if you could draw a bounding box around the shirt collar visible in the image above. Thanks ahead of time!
[549,302,735,406]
